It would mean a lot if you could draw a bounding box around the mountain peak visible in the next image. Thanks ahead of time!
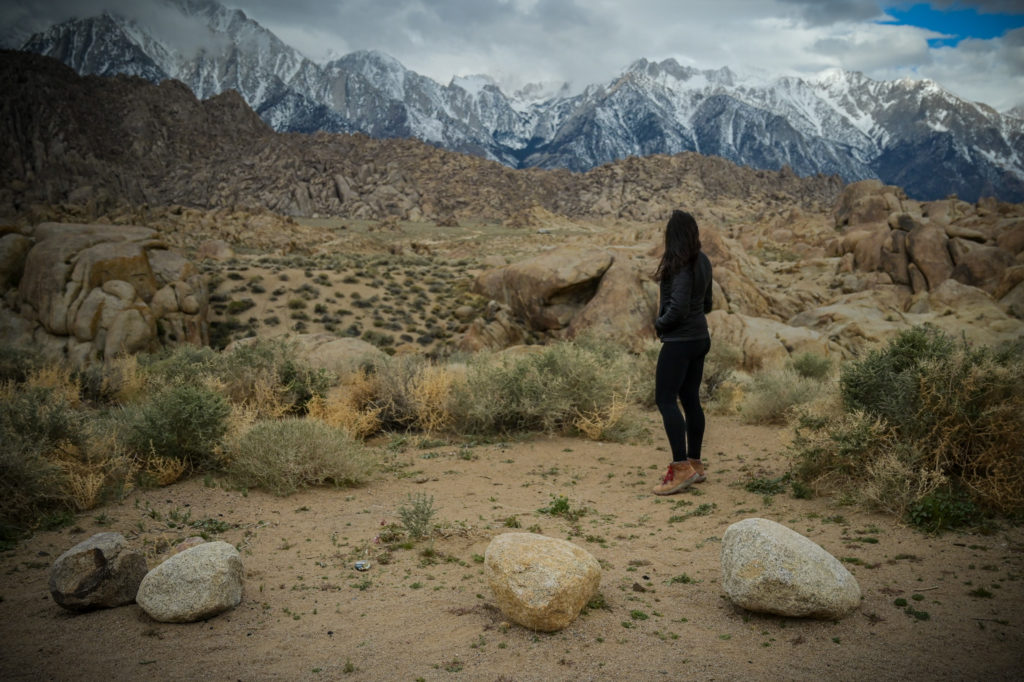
[343,49,405,70]
[450,74,499,96]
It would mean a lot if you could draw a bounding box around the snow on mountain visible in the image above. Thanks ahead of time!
[18,0,1024,202]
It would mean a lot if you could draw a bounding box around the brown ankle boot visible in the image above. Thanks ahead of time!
[688,459,707,483]
[652,460,698,495]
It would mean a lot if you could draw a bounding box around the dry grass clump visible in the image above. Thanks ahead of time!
[572,393,637,441]
[791,326,1024,527]
[0,365,131,538]
[307,371,383,439]
[310,358,463,437]
[739,367,827,425]
[225,418,375,496]
[408,363,461,433]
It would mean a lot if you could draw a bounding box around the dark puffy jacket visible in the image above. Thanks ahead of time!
[654,251,713,341]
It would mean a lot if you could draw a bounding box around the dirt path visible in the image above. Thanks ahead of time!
[2,414,1022,681]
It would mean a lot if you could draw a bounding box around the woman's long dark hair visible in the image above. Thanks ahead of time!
[654,210,701,282]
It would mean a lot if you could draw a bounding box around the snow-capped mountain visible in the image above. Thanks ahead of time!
[18,0,1024,202]
[21,0,352,134]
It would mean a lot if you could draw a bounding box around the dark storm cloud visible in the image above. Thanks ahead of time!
[777,0,883,26]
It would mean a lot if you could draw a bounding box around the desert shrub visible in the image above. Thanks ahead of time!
[211,338,334,415]
[912,342,1024,512]
[703,341,742,401]
[839,324,954,432]
[859,441,946,518]
[0,383,85,448]
[0,380,138,538]
[789,404,889,484]
[908,486,982,533]
[353,354,430,431]
[121,384,230,470]
[332,356,465,435]
[793,327,1024,519]
[452,341,642,440]
[397,493,436,539]
[225,419,374,496]
[789,404,946,517]
[137,344,219,388]
[631,340,660,409]
[0,343,46,383]
[0,434,69,540]
[789,352,832,380]
[739,367,824,425]
[701,341,744,413]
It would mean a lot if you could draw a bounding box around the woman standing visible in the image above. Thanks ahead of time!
[651,210,713,495]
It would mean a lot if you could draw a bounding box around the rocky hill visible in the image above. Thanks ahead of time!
[0,51,843,224]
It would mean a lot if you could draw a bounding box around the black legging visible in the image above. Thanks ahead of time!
[655,337,710,462]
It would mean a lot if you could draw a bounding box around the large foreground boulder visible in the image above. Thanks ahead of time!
[721,518,861,619]
[49,532,148,612]
[136,541,243,623]
[485,532,600,632]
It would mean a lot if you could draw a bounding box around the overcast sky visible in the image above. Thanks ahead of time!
[5,0,1024,111]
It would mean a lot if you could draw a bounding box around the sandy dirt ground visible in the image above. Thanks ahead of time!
[1,413,1022,681]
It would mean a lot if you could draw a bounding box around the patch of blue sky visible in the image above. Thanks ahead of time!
[880,3,1024,47]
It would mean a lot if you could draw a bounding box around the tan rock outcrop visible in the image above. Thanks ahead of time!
[474,247,613,331]
[834,179,902,227]
[567,254,657,352]
[996,222,1024,255]
[3,223,209,366]
[0,233,32,289]
[834,183,1023,304]
[950,242,1017,294]
[708,310,837,370]
[905,224,954,290]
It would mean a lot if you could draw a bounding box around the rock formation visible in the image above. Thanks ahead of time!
[828,180,1023,308]
[1,222,208,368]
